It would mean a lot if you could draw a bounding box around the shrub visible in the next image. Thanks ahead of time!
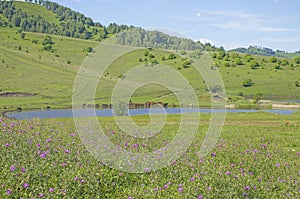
[270,56,277,63]
[243,79,254,87]
[274,65,281,70]
[86,47,93,53]
[168,53,176,60]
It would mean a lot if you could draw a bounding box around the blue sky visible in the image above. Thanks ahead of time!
[53,0,300,52]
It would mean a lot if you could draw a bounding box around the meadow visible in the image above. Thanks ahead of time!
[1,112,300,198]
[1,26,300,111]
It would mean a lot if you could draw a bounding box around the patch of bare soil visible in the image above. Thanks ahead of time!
[0,92,36,97]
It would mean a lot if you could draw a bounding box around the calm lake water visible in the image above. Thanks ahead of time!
[6,108,298,120]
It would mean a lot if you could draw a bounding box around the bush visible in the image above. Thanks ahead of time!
[237,92,244,96]
[144,50,149,57]
[168,53,176,60]
[234,58,243,65]
[86,47,93,53]
[243,79,254,87]
[274,65,281,70]
[182,60,191,68]
[250,61,259,69]
[270,56,277,63]
[294,56,300,64]
[253,92,263,103]
[43,44,52,51]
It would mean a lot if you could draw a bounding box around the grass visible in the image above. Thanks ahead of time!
[0,27,300,111]
[13,2,61,25]
[1,112,300,198]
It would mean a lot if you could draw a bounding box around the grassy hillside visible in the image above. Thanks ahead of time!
[0,28,99,109]
[13,2,60,25]
[1,26,300,111]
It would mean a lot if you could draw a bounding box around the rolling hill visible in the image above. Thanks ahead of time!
[0,0,300,112]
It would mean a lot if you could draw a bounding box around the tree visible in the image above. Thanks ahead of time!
[168,53,176,60]
[294,56,300,64]
[20,32,25,39]
[43,44,52,51]
[270,56,277,63]
[43,35,53,45]
[234,58,243,65]
[144,50,149,57]
[253,92,263,103]
[86,47,93,53]
[182,60,191,68]
[244,54,254,62]
[250,60,259,69]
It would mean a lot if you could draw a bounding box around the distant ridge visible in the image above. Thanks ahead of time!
[230,45,300,58]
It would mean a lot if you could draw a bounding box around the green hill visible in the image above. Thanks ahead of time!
[1,1,300,112]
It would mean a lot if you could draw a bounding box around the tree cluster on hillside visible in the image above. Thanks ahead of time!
[0,1,128,40]
[0,1,223,51]
[115,27,220,51]
[230,46,300,58]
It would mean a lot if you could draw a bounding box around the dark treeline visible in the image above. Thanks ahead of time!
[115,27,220,51]
[0,1,128,40]
[0,1,220,51]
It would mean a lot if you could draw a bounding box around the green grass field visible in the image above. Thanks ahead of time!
[1,112,300,198]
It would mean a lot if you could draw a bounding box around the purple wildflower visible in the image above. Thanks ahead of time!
[211,152,216,157]
[244,186,250,191]
[40,153,47,158]
[46,139,51,143]
[6,190,12,195]
[198,196,203,199]
[190,177,195,181]
[23,183,29,188]
[21,167,26,173]
[225,171,231,175]
[178,187,183,193]
[5,143,10,147]
[10,165,15,171]
[38,193,45,197]
[276,163,280,167]
[61,163,67,167]
[48,188,54,192]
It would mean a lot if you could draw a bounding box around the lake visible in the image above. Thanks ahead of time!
[6,108,298,120]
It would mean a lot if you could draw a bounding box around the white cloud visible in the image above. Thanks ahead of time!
[215,21,291,32]
[196,38,217,45]
[259,37,300,43]
[209,10,293,32]
[196,12,202,17]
